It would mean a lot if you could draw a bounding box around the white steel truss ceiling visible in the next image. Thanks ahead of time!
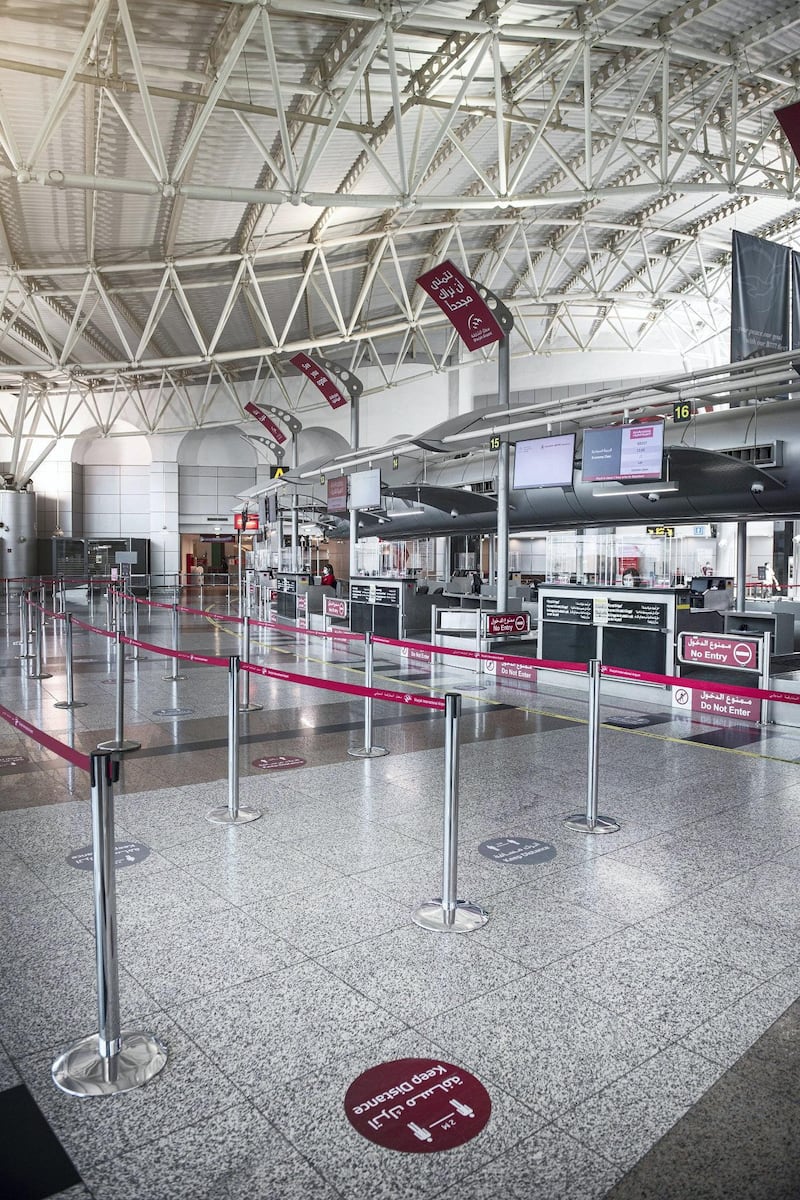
[1,0,800,462]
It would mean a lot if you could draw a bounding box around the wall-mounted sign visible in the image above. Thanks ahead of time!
[416,260,505,352]
[484,612,530,636]
[234,512,259,531]
[244,402,287,444]
[290,352,348,409]
[646,526,675,538]
[344,1057,491,1153]
[677,632,761,672]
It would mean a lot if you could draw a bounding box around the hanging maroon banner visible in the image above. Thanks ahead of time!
[244,402,287,444]
[290,353,348,409]
[416,260,504,352]
[776,101,800,164]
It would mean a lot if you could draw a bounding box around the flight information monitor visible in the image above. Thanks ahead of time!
[513,433,575,489]
[581,421,665,482]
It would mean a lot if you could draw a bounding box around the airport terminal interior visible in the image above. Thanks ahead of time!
[3,1,800,1197]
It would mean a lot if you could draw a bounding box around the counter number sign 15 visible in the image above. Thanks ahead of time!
[489,435,502,451]
[673,400,694,423]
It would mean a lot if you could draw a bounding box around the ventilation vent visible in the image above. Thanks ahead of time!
[470,480,496,494]
[719,441,783,468]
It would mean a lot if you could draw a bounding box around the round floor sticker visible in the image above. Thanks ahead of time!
[344,1057,491,1152]
[478,836,557,865]
[251,755,306,770]
[67,841,151,870]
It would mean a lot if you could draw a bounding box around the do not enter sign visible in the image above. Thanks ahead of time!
[344,1057,491,1153]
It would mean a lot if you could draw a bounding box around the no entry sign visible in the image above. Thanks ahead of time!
[344,1057,491,1152]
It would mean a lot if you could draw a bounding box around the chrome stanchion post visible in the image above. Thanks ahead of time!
[131,597,140,662]
[760,629,772,726]
[105,587,114,632]
[97,633,140,753]
[16,591,33,656]
[51,751,167,1095]
[348,631,388,758]
[207,656,261,825]
[413,693,488,933]
[55,614,87,709]
[564,659,620,835]
[29,603,52,680]
[162,603,186,682]
[238,615,263,713]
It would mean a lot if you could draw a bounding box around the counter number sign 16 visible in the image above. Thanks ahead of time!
[673,400,694,423]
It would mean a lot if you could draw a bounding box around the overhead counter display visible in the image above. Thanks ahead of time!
[537,583,692,677]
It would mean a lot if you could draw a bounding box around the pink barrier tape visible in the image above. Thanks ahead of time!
[242,660,447,710]
[600,663,800,707]
[0,703,91,771]
[71,616,114,639]
[120,634,229,668]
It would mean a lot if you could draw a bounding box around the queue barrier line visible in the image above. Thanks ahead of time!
[600,663,800,708]
[241,659,448,711]
[120,634,229,669]
[0,701,91,771]
[0,703,166,1095]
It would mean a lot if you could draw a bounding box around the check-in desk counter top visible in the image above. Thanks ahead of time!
[433,601,536,670]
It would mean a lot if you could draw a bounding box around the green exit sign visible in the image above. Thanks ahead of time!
[673,400,694,423]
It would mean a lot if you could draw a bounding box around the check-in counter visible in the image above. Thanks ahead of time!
[274,572,313,621]
[348,577,439,638]
[537,583,693,678]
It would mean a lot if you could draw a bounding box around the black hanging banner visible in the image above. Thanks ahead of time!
[792,251,800,355]
[730,231,790,362]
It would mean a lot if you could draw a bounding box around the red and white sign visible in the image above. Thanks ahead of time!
[324,596,347,619]
[484,658,537,685]
[484,612,530,637]
[244,402,287,444]
[672,686,761,724]
[416,260,504,352]
[776,100,800,165]
[290,353,348,409]
[344,1058,491,1153]
[401,644,432,664]
[252,755,306,770]
[678,633,761,672]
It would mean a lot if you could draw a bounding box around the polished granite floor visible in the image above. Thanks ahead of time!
[2,587,800,1199]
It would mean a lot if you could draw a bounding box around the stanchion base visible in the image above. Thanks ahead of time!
[52,1029,167,1097]
[412,899,489,933]
[238,703,264,713]
[206,805,262,825]
[96,738,141,753]
[564,813,620,835]
[54,700,88,709]
[347,746,389,758]
[28,672,53,680]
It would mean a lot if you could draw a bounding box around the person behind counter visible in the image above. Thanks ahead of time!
[320,562,336,588]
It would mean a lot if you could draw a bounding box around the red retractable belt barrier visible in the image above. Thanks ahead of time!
[242,660,446,710]
[0,703,91,771]
[601,663,800,707]
[119,634,228,668]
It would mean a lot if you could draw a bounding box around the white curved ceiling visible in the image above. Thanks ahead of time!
[1,0,800,463]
